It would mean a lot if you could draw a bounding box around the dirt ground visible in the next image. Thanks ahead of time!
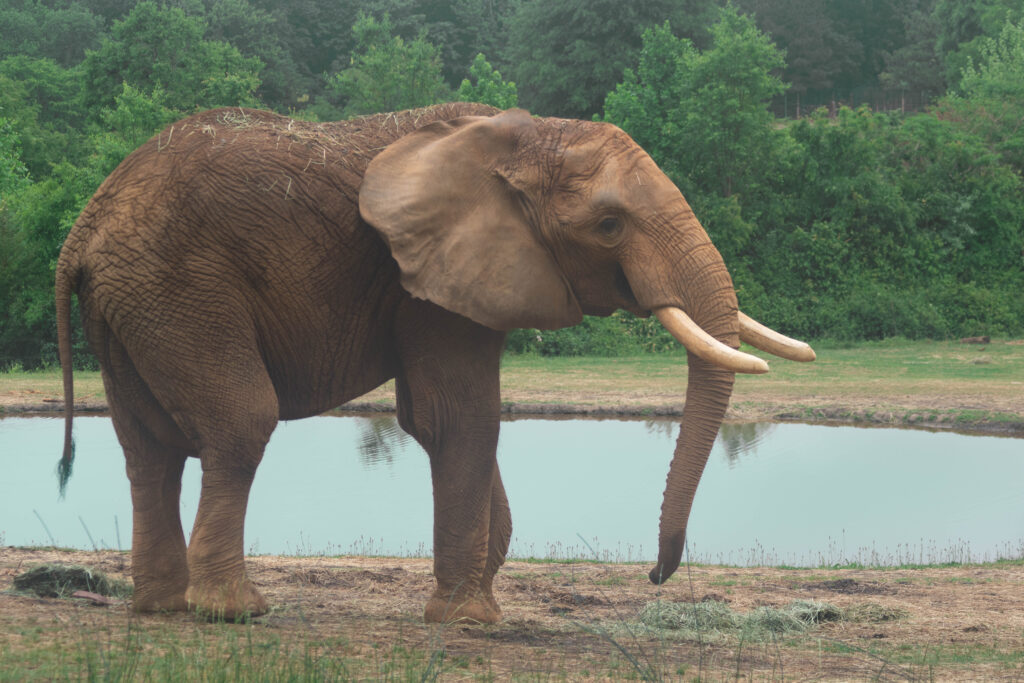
[2,547,1023,680]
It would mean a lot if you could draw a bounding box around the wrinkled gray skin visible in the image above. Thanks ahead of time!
[56,103,751,623]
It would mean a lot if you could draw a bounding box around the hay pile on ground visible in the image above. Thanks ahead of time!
[637,598,901,641]
[11,563,132,599]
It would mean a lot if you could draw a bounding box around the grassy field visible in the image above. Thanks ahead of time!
[4,338,1023,431]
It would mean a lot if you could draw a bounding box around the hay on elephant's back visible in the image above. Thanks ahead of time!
[199,103,502,167]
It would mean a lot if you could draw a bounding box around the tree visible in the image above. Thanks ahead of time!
[880,0,946,98]
[328,13,449,117]
[448,0,518,80]
[203,0,301,111]
[892,112,1024,281]
[0,118,29,204]
[248,0,364,111]
[938,21,1024,173]
[81,1,262,114]
[934,0,1024,87]
[504,0,718,118]
[0,119,33,369]
[0,57,88,177]
[360,1,519,88]
[0,0,104,67]
[735,0,849,94]
[824,0,906,90]
[603,9,786,263]
[456,53,517,108]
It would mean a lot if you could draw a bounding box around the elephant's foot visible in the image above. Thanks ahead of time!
[132,583,189,613]
[185,578,267,621]
[424,587,501,624]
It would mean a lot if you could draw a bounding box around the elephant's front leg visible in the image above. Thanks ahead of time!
[395,300,508,623]
[422,419,502,623]
[481,467,512,615]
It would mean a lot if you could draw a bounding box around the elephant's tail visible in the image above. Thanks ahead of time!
[55,247,79,497]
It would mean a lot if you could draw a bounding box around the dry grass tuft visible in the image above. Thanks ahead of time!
[844,601,909,622]
[638,598,888,641]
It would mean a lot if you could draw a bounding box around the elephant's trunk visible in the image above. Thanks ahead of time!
[646,307,813,583]
[616,224,737,584]
[623,198,814,584]
[649,352,734,583]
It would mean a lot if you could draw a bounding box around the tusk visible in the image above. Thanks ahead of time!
[738,311,816,362]
[654,307,768,374]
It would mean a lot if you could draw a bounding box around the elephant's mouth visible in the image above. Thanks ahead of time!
[614,265,638,307]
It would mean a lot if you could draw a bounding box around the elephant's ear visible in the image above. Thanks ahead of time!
[359,109,582,332]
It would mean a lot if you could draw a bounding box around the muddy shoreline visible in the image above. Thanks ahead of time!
[7,396,1023,437]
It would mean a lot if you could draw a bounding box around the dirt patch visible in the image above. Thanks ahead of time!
[3,547,1023,679]
[803,578,895,595]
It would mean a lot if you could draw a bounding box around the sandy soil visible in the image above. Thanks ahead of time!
[3,547,1024,680]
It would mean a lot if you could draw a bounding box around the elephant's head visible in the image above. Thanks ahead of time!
[360,108,814,583]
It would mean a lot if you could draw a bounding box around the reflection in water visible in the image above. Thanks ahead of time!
[640,420,776,465]
[642,419,676,439]
[718,422,776,464]
[356,416,411,467]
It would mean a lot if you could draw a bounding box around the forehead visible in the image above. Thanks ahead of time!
[555,123,677,205]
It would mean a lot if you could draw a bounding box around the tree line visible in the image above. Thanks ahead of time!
[1,0,1023,366]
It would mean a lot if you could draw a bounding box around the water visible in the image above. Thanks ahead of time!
[1,415,1022,566]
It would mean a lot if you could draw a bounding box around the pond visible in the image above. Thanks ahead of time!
[1,415,1022,566]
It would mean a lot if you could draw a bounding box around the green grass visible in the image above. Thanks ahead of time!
[498,338,1024,424]
[882,642,1024,668]
[0,619,464,681]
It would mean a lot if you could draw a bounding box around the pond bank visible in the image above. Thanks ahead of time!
[7,396,1024,436]
[3,340,1023,435]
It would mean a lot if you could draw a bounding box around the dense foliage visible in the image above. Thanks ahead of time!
[0,0,1022,366]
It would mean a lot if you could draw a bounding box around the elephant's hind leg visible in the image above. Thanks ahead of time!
[177,362,279,620]
[120,419,192,613]
[95,333,193,613]
[124,436,191,612]
[106,311,278,620]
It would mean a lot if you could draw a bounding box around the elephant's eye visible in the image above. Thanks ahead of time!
[597,216,622,239]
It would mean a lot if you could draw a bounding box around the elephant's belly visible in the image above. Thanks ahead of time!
[266,338,398,421]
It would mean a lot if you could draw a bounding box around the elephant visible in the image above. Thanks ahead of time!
[55,102,814,623]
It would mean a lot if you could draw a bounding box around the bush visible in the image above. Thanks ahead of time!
[506,315,639,356]
[505,312,683,356]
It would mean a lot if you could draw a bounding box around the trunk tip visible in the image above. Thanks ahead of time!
[648,562,678,585]
[649,537,683,584]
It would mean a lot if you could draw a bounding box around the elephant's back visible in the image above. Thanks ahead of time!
[63,102,505,330]
[160,102,503,177]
